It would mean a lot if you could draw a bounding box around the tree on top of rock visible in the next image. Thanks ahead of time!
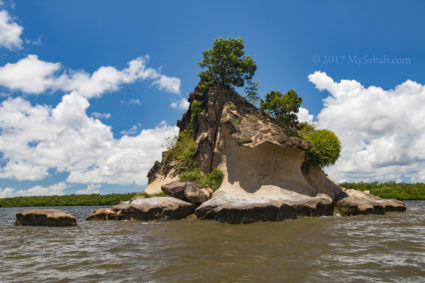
[198,37,258,101]
[260,89,303,129]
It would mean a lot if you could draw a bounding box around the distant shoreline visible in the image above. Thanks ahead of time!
[340,182,425,200]
[0,193,138,208]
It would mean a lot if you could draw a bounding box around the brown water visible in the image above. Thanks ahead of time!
[1,201,424,282]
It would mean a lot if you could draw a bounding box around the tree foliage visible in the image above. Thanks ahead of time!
[302,129,341,171]
[198,37,257,92]
[260,89,303,128]
[340,182,425,200]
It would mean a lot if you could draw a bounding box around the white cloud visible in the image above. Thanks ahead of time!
[170,97,189,111]
[297,107,314,124]
[0,9,23,49]
[76,184,100,195]
[0,55,181,96]
[0,94,179,185]
[309,71,425,182]
[120,123,141,136]
[152,75,181,94]
[91,112,111,119]
[0,182,67,198]
[121,98,141,105]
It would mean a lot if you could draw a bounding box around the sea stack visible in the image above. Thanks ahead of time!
[145,85,406,223]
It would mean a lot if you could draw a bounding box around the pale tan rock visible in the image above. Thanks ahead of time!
[335,188,406,216]
[86,208,118,221]
[15,209,76,227]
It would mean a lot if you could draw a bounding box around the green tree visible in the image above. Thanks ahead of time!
[302,129,341,171]
[260,89,303,128]
[245,80,260,106]
[198,37,257,91]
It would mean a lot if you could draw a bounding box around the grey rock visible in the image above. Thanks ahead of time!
[117,197,196,221]
[161,182,187,199]
[335,189,406,216]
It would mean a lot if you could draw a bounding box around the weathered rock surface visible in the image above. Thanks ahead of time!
[161,182,187,200]
[114,197,196,221]
[145,85,406,223]
[335,189,406,216]
[86,208,118,221]
[184,183,210,204]
[15,209,77,227]
[195,186,334,223]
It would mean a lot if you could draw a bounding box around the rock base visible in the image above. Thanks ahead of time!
[15,209,77,227]
[335,189,406,216]
[86,197,195,221]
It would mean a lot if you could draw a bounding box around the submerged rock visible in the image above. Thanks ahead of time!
[335,189,406,216]
[15,209,77,227]
[86,208,118,221]
[115,197,196,221]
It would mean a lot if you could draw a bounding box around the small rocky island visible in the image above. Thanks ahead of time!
[87,85,406,224]
[15,209,77,227]
[86,37,406,224]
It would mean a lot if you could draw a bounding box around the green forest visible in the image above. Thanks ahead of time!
[340,182,425,200]
[0,193,138,207]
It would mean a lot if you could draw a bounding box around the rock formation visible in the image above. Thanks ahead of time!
[15,209,77,227]
[144,85,406,223]
[87,197,195,221]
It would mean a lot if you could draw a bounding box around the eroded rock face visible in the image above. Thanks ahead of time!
[115,197,196,221]
[86,208,118,221]
[15,209,77,227]
[335,189,406,216]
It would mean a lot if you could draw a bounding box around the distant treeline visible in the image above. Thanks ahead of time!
[0,193,138,207]
[340,182,425,200]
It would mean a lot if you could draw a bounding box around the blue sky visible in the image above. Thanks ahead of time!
[0,0,425,196]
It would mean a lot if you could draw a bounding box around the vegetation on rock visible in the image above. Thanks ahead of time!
[163,129,224,191]
[260,89,303,129]
[340,182,425,200]
[302,129,341,171]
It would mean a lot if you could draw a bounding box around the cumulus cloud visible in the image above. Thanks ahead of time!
[297,107,314,124]
[76,184,100,195]
[91,112,111,119]
[0,55,181,96]
[0,182,67,198]
[170,97,189,111]
[0,9,23,49]
[309,71,425,182]
[0,94,179,185]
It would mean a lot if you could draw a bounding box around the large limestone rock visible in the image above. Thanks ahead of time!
[113,197,196,221]
[145,86,405,223]
[15,209,77,227]
[335,188,406,216]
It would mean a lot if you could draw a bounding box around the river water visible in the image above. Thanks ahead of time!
[0,201,424,282]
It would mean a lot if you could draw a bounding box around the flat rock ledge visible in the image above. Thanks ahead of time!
[195,189,334,224]
[335,189,406,216]
[15,209,77,227]
[86,197,195,221]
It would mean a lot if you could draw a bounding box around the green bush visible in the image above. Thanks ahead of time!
[180,167,224,191]
[164,129,197,172]
[260,89,303,129]
[190,100,203,133]
[303,129,341,171]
